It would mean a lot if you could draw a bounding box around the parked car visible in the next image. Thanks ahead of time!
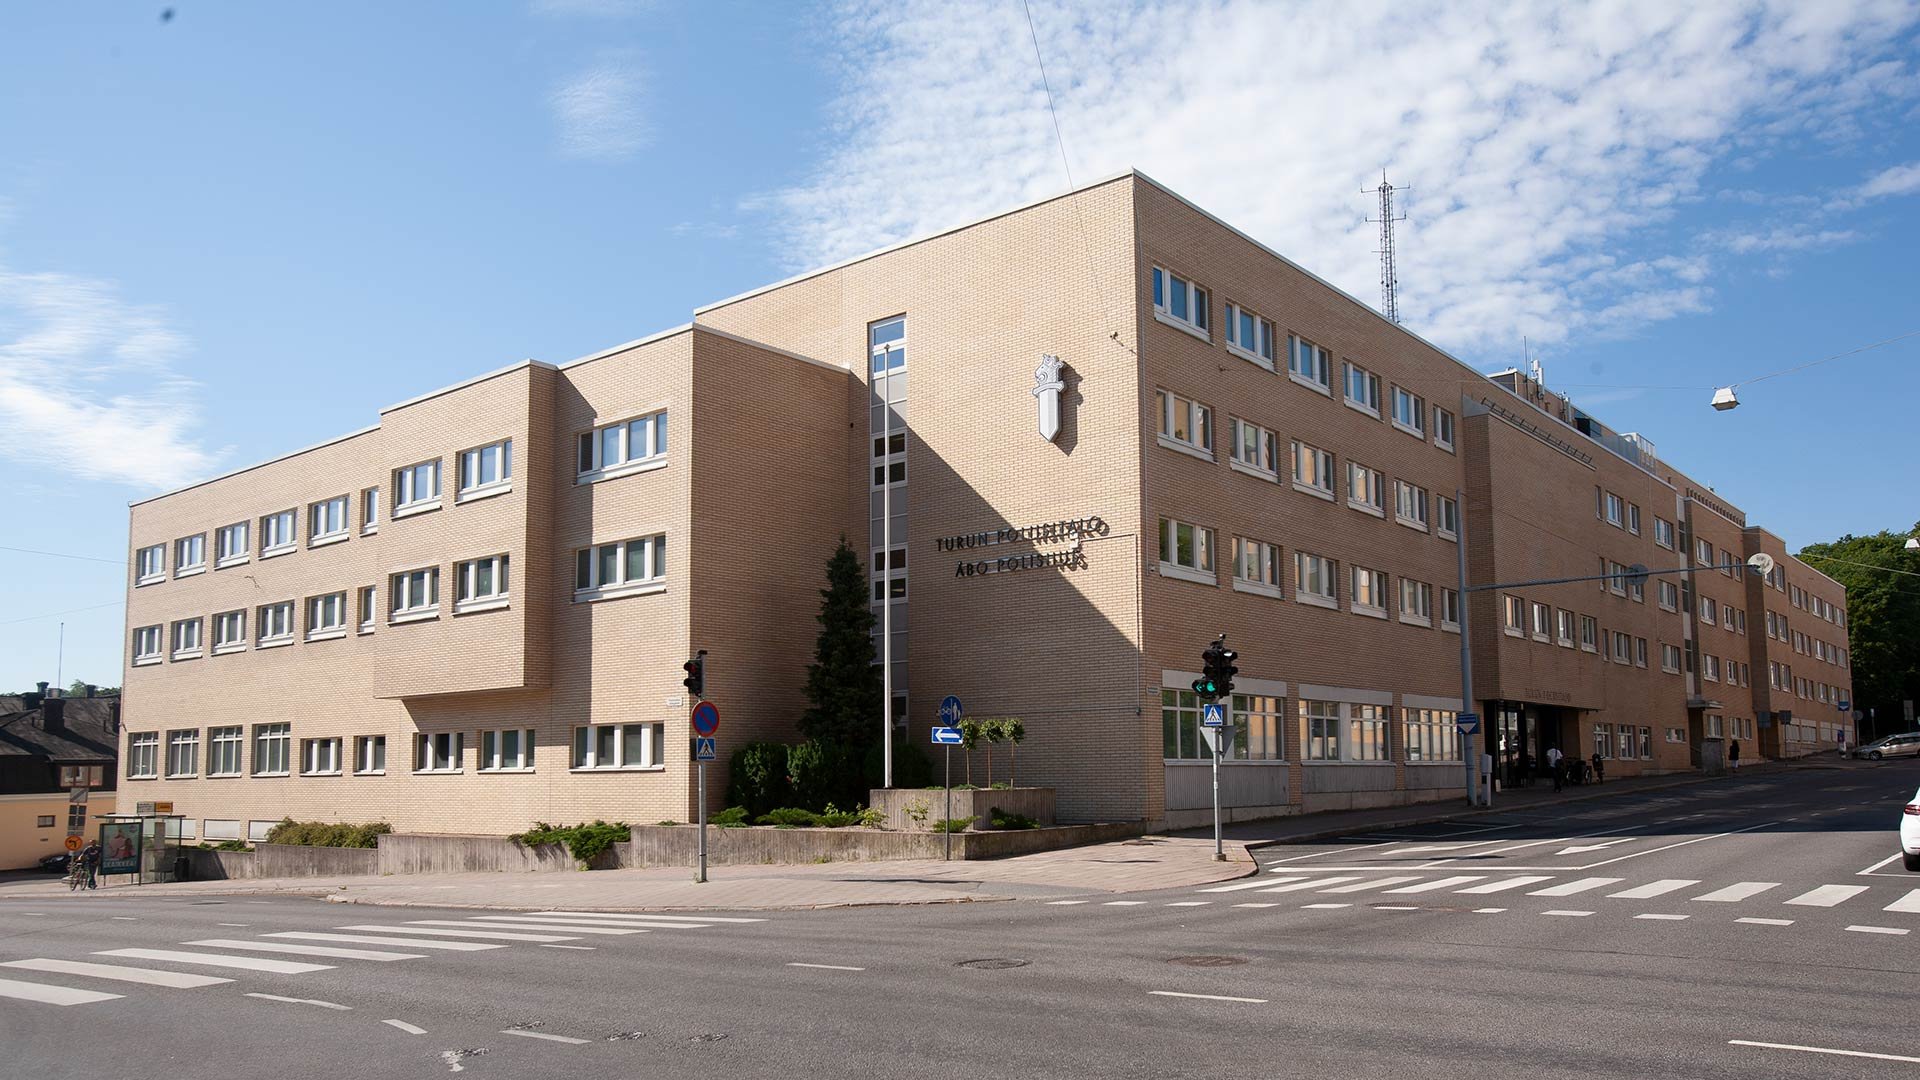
[36,851,70,873]
[1857,733,1920,761]
[1903,787,1920,872]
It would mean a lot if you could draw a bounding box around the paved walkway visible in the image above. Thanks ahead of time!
[0,835,1256,912]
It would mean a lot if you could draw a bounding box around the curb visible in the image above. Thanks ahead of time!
[317,892,1014,912]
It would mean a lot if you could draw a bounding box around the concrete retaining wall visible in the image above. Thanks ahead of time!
[182,843,377,880]
[620,820,1142,866]
[377,833,579,875]
[866,787,1056,831]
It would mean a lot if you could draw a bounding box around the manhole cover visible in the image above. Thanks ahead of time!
[690,1033,730,1043]
[607,1031,648,1041]
[1168,955,1248,968]
[955,958,1031,969]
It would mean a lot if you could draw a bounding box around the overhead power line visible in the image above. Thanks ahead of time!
[0,544,125,566]
[0,599,125,627]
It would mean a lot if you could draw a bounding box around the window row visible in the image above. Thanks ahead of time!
[1789,583,1845,626]
[1160,690,1461,764]
[1158,519,1461,630]
[1499,595,1657,669]
[1594,487,1643,536]
[1589,723,1656,761]
[126,722,672,780]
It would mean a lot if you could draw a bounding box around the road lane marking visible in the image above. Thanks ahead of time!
[269,932,504,951]
[1301,903,1350,909]
[1691,882,1779,903]
[1045,900,1089,905]
[1201,878,1308,893]
[1259,876,1363,893]
[2,959,232,988]
[0,977,124,1006]
[1319,875,1425,893]
[1553,839,1635,856]
[1634,914,1689,921]
[110,916,138,921]
[469,915,695,930]
[1166,901,1211,907]
[536,911,765,924]
[215,923,251,927]
[1149,991,1267,1004]
[1884,890,1920,914]
[502,1029,590,1045]
[539,944,595,950]
[185,939,424,962]
[1528,878,1623,897]
[1456,876,1554,894]
[1102,901,1147,906]
[1373,906,1420,911]
[1845,925,1910,936]
[384,1019,427,1034]
[1542,910,1595,917]
[1735,918,1793,926]
[334,924,580,942]
[96,948,332,974]
[1730,1039,1920,1064]
[1472,908,1506,913]
[1385,876,1485,894]
[443,919,644,935]
[245,992,351,1010]
[1784,885,1871,908]
[787,962,865,971]
[1608,880,1699,899]
[1857,852,1906,876]
[1232,903,1279,908]
[1579,823,1778,869]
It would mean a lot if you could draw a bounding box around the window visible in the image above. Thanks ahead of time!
[1351,566,1388,617]
[1161,689,1204,760]
[1399,578,1433,626]
[872,547,906,601]
[1503,596,1525,636]
[1228,418,1277,477]
[58,765,102,789]
[127,732,159,779]
[1433,406,1456,450]
[165,729,199,778]
[358,586,376,633]
[1150,266,1209,335]
[1347,703,1391,762]
[301,738,342,776]
[481,728,535,771]
[1705,714,1724,738]
[1288,334,1331,388]
[212,610,246,653]
[1393,480,1429,529]
[571,723,666,770]
[216,521,250,566]
[869,315,906,373]
[209,726,243,776]
[1653,517,1675,549]
[1233,537,1282,595]
[1635,637,1648,668]
[574,535,668,599]
[1390,386,1425,435]
[1611,631,1632,664]
[1292,441,1334,496]
[171,617,203,659]
[1157,391,1212,456]
[1224,302,1275,365]
[355,735,387,775]
[871,429,906,489]
[1557,609,1576,647]
[1580,615,1598,652]
[37,815,55,828]
[1405,709,1462,762]
[1603,492,1624,528]
[1157,518,1215,583]
[1703,654,1720,682]
[1441,588,1461,631]
[1666,727,1685,744]
[1699,597,1717,626]
[1304,700,1340,761]
[415,732,463,773]
[1435,495,1459,540]
[362,487,380,533]
[1531,602,1551,642]
[459,439,513,495]
[391,567,440,620]
[175,534,206,575]
[394,459,442,514]
[261,509,297,555]
[1346,461,1384,514]
[1230,694,1283,761]
[252,723,291,776]
[1343,362,1381,414]
[1640,727,1652,759]
[307,592,348,639]
[1696,538,1713,566]
[1661,644,1681,673]
[1296,552,1338,607]
[1606,561,1627,597]
[455,554,511,611]
[1628,504,1641,535]
[1593,723,1613,759]
[1658,580,1679,611]
[309,495,349,542]
[135,544,165,584]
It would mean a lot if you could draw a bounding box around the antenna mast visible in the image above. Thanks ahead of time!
[1363,170,1408,323]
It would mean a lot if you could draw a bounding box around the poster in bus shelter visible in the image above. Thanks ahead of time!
[98,822,141,876]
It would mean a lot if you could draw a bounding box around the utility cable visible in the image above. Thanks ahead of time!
[0,544,124,566]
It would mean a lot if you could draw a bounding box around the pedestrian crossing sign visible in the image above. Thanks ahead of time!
[1201,703,1226,728]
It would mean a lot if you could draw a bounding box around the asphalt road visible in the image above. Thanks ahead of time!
[3,760,1917,1080]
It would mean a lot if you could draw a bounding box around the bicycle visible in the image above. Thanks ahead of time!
[66,857,87,892]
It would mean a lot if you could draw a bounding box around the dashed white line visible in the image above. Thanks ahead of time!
[1529,878,1623,897]
[787,962,865,971]
[1103,901,1147,906]
[1784,885,1870,908]
[215,923,250,927]
[1692,882,1779,903]
[539,944,596,950]
[501,1029,589,1045]
[109,916,138,921]
[1373,905,1420,911]
[1165,901,1211,907]
[1320,875,1424,894]
[1232,903,1279,909]
[1634,914,1689,921]
[245,992,351,1010]
[1542,910,1594,917]
[1472,908,1506,914]
[1385,876,1486,894]
[1149,990,1268,1004]
[1730,1039,1920,1064]
[1608,880,1699,899]
[1301,903,1350,909]
[1845,925,1910,936]
[1736,917,1794,926]
[383,1019,427,1035]
[1201,878,1307,894]
[1456,876,1554,895]
[1045,900,1089,906]
[1885,889,1920,914]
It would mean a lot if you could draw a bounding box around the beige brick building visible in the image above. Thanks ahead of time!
[119,172,1853,837]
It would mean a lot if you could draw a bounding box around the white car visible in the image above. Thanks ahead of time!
[1858,733,1920,761]
[1905,787,1920,872]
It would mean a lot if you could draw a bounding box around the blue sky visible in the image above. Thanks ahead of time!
[2,0,1917,691]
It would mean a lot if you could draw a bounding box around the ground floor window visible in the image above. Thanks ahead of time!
[416,731,463,773]
[1304,700,1388,762]
[1615,726,1634,760]
[1230,694,1282,760]
[302,737,342,775]
[1592,723,1612,758]
[1639,726,1652,758]
[1161,689,1203,760]
[1404,709,1461,762]
[355,735,386,775]
[481,728,535,771]
[209,726,243,775]
[571,723,665,770]
[252,724,290,776]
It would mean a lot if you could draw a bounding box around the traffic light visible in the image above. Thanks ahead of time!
[682,651,706,699]
[1194,636,1237,702]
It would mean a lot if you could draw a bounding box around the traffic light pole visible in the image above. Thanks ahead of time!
[1455,489,1482,808]
[1211,735,1224,861]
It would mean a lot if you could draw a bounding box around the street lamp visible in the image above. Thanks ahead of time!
[1905,537,1918,552]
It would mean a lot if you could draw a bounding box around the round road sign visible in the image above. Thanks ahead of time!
[64,835,82,852]
[691,700,721,737]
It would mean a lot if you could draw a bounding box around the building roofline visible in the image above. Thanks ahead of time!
[556,323,694,371]
[690,323,845,374]
[377,358,551,415]
[129,424,382,508]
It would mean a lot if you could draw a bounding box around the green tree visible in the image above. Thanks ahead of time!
[1798,523,1920,742]
[997,718,1027,786]
[798,538,884,752]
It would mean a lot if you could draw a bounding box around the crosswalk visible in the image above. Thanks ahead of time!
[1175,871,1920,916]
[0,909,763,1008]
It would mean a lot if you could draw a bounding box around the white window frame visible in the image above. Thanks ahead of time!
[455,554,511,613]
[1399,578,1433,627]
[1653,517,1675,549]
[216,521,251,567]
[578,411,669,483]
[362,487,380,534]
[1393,479,1429,531]
[1441,588,1461,632]
[1661,643,1682,674]
[1156,390,1213,460]
[260,509,297,557]
[1351,566,1389,619]
[1613,631,1634,665]
[309,495,349,545]
[1404,708,1463,763]
[1227,417,1278,480]
[1635,637,1649,668]
[1287,334,1331,392]
[1433,406,1456,451]
[135,544,165,585]
[1580,614,1598,652]
[1603,492,1625,528]
[1343,362,1381,416]
[1628,504,1641,536]
[480,728,536,772]
[127,732,159,779]
[1296,551,1338,609]
[393,459,443,518]
[1346,461,1385,516]
[390,567,441,623]
[301,737,343,776]
[208,726,243,776]
[174,534,206,577]
[252,723,291,777]
[1530,602,1551,643]
[1658,580,1679,611]
[457,438,514,502]
[1157,517,1216,585]
[1304,700,1389,763]
[1503,596,1525,637]
[170,617,203,660]
[1292,441,1335,500]
[1435,494,1460,541]
[307,591,349,640]
[414,732,464,774]
[1150,265,1210,339]
[212,610,246,654]
[165,729,199,779]
[1232,537,1283,598]
[1557,609,1576,648]
[574,534,668,602]
[1223,301,1276,367]
[1390,386,1425,437]
[355,735,387,775]
[571,723,667,771]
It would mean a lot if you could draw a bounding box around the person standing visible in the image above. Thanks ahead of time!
[80,840,101,890]
[1546,746,1564,792]
[1591,751,1605,784]
[1729,739,1741,771]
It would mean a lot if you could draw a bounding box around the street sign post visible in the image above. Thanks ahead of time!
[693,737,717,761]
[690,700,720,884]
[1201,703,1226,728]
[64,835,81,852]
[934,698,962,861]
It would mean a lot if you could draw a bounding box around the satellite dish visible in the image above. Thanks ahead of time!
[1747,552,1775,576]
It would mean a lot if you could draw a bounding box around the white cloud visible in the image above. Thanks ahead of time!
[1714,225,1859,254]
[0,262,223,490]
[1858,160,1920,200]
[551,62,649,161]
[754,0,1920,359]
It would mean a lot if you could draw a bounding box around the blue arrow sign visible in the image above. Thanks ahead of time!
[1200,703,1226,728]
[692,736,717,762]
[1456,712,1481,736]
[931,726,964,746]
[938,696,964,726]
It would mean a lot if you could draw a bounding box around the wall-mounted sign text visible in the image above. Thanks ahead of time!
[939,515,1106,579]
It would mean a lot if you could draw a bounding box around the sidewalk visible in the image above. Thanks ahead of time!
[0,834,1256,912]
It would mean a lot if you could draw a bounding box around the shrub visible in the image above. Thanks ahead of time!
[657,820,681,827]
[264,818,392,849]
[511,820,631,865]
[712,806,749,827]
[932,818,972,833]
[866,739,935,790]
[727,742,793,818]
[989,807,1039,830]
[788,738,863,811]
[756,807,820,828]
[199,840,250,852]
